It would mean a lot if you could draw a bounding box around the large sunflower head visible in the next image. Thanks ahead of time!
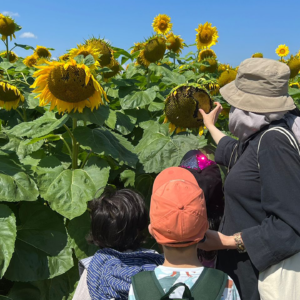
[152,14,172,35]
[103,60,121,80]
[85,38,113,67]
[0,51,18,63]
[164,83,212,130]
[195,22,218,50]
[218,69,238,87]
[139,36,166,67]
[0,82,24,111]
[31,59,108,113]
[130,42,145,54]
[199,58,218,73]
[34,46,52,59]
[59,53,70,61]
[276,44,289,58]
[0,14,19,41]
[198,49,216,61]
[166,32,184,54]
[287,56,300,79]
[252,53,263,58]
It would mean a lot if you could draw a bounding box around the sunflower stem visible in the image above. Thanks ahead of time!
[147,70,151,89]
[173,51,176,67]
[60,136,72,158]
[80,150,92,169]
[72,118,79,170]
[5,37,9,61]
[22,107,27,122]
[15,108,24,121]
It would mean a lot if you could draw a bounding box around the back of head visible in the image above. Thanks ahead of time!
[88,187,149,252]
[149,167,208,248]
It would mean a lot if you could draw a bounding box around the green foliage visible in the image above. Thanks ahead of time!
[1,39,298,300]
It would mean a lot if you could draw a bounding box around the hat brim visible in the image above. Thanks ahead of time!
[220,81,296,113]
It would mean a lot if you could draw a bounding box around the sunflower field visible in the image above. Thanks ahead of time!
[0,13,300,299]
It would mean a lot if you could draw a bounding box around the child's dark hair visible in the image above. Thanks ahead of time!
[87,187,149,252]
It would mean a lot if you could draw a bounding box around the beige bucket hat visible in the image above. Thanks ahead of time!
[220,58,296,113]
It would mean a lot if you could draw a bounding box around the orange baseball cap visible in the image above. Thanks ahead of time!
[149,167,208,247]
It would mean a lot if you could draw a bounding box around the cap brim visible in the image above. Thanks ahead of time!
[220,81,296,113]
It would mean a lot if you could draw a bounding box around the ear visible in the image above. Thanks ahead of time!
[148,224,154,237]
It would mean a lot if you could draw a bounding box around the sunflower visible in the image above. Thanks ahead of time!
[198,49,216,61]
[0,82,24,110]
[0,14,18,41]
[276,44,289,58]
[218,63,231,72]
[287,56,300,79]
[199,58,218,73]
[166,32,184,54]
[59,53,70,61]
[103,60,121,80]
[139,36,166,67]
[252,53,263,58]
[0,51,18,63]
[130,42,145,54]
[199,79,220,96]
[23,55,48,68]
[69,44,100,69]
[31,59,108,113]
[195,22,218,50]
[218,69,238,87]
[164,83,212,135]
[289,82,300,89]
[85,38,113,67]
[35,46,52,59]
[152,14,172,35]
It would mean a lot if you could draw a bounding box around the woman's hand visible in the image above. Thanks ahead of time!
[199,102,223,130]
[198,230,236,251]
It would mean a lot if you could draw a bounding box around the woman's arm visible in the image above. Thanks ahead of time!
[199,102,226,145]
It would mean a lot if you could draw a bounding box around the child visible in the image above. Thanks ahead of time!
[129,167,240,300]
[72,187,164,300]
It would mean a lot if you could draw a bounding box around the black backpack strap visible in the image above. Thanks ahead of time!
[191,268,227,300]
[132,271,164,300]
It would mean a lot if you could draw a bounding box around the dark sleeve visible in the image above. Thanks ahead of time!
[214,136,238,167]
[242,131,300,272]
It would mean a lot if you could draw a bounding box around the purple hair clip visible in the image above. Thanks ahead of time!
[179,151,216,171]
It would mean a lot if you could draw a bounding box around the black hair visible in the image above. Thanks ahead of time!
[87,186,149,252]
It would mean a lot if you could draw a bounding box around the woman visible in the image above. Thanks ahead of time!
[198,58,300,300]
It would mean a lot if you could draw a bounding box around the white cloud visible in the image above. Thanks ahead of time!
[2,11,19,17]
[20,32,37,39]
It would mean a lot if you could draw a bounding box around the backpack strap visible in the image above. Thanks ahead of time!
[132,271,164,300]
[257,127,300,168]
[191,268,227,300]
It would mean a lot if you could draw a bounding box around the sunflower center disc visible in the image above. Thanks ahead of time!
[144,38,166,63]
[159,22,167,30]
[0,84,20,102]
[0,18,16,36]
[199,29,213,44]
[48,65,95,103]
[37,48,50,58]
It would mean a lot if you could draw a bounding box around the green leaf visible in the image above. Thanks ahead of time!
[136,123,207,173]
[2,135,44,159]
[14,62,27,72]
[14,43,35,51]
[0,153,39,202]
[111,47,132,59]
[104,109,117,129]
[5,202,72,282]
[289,87,300,98]
[36,162,110,219]
[120,86,158,109]
[73,127,138,167]
[68,211,97,260]
[120,170,135,187]
[69,106,110,127]
[149,64,186,86]
[73,55,84,64]
[0,62,13,70]
[135,174,154,207]
[27,134,61,145]
[26,93,39,109]
[6,112,69,138]
[0,205,16,279]
[148,100,165,112]
[115,110,136,135]
[83,54,95,67]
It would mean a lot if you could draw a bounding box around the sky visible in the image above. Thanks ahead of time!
[2,0,300,67]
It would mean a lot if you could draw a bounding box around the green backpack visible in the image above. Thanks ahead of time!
[132,268,227,300]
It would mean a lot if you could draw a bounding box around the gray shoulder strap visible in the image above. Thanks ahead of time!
[257,127,300,168]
